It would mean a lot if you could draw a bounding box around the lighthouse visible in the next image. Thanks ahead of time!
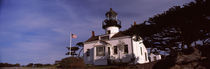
[102,8,121,37]
[83,8,161,65]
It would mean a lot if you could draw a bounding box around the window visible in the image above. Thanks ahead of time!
[145,52,147,61]
[101,35,109,40]
[114,46,118,54]
[139,41,143,44]
[96,46,105,56]
[154,56,157,61]
[124,45,128,53]
[86,49,90,56]
[107,30,111,34]
[140,47,143,55]
[108,47,110,55]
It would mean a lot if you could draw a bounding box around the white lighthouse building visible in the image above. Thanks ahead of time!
[83,8,161,65]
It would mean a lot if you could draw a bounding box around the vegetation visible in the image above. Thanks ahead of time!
[2,0,210,69]
[65,42,84,57]
[60,0,210,68]
[66,46,79,57]
[0,63,20,67]
[123,0,210,68]
[76,42,84,57]
[25,63,53,67]
[57,57,85,69]
[26,63,33,67]
[125,0,210,56]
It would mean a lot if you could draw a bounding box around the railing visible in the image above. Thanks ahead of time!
[102,19,121,29]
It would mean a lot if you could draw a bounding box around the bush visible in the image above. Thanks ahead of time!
[34,63,43,67]
[0,63,21,67]
[58,57,85,69]
[26,63,33,67]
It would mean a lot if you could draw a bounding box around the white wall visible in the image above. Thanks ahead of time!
[84,36,133,65]
[132,36,149,64]
[83,42,96,65]
[106,37,133,63]
[150,54,161,62]
[105,26,119,34]
[83,36,150,65]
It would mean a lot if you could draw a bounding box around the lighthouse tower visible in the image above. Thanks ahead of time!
[102,8,121,37]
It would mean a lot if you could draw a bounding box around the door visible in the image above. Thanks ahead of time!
[108,47,110,56]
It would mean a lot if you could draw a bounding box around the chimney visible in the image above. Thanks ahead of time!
[133,21,137,26]
[92,31,95,37]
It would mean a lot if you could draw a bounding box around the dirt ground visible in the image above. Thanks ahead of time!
[0,67,57,69]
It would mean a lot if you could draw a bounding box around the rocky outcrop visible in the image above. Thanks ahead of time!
[170,47,207,69]
[153,46,210,69]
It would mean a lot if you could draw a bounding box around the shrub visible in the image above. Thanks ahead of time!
[58,57,85,69]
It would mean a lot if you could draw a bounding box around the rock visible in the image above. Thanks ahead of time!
[171,47,206,69]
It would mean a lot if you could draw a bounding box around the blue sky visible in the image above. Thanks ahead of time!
[0,0,193,65]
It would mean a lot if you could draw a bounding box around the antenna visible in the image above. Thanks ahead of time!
[110,1,113,9]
